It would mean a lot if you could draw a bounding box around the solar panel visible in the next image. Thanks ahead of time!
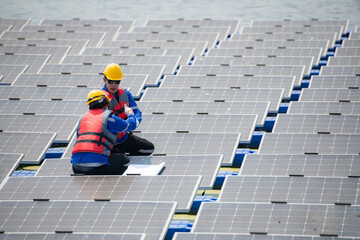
[39,64,165,87]
[218,40,329,56]
[0,18,31,31]
[0,39,89,54]
[206,48,322,65]
[37,155,222,189]
[239,154,360,178]
[309,75,360,88]
[320,66,360,76]
[219,175,360,205]
[114,32,220,48]
[342,39,360,48]
[230,33,337,48]
[137,101,270,126]
[0,175,200,213]
[144,19,241,33]
[0,31,106,48]
[335,47,360,57]
[349,32,360,39]
[0,65,28,85]
[0,86,97,101]
[239,26,343,40]
[61,55,181,75]
[21,25,122,41]
[258,133,360,155]
[39,19,135,32]
[327,56,360,66]
[288,101,360,115]
[0,200,176,240]
[100,40,208,56]
[160,75,295,98]
[0,131,56,164]
[0,153,23,187]
[193,202,360,237]
[299,88,360,102]
[0,54,50,73]
[140,88,284,112]
[0,45,70,64]
[132,26,231,40]
[12,73,146,98]
[250,19,349,33]
[137,114,257,142]
[273,114,360,134]
[0,25,11,34]
[0,114,80,143]
[0,233,146,240]
[0,99,88,115]
[81,47,167,56]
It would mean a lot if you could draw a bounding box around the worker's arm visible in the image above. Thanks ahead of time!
[126,89,142,125]
[107,113,137,133]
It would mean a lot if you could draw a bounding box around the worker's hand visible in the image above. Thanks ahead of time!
[124,104,134,116]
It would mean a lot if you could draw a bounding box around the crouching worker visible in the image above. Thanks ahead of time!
[71,90,136,175]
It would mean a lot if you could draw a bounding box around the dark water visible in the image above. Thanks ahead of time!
[1,0,359,30]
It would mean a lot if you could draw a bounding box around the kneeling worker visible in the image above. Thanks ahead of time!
[71,90,137,175]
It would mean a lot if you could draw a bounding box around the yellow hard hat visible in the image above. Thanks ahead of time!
[86,90,110,106]
[103,63,123,81]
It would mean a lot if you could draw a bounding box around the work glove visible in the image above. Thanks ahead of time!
[124,104,134,116]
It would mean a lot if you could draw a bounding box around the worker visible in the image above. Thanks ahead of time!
[71,90,137,175]
[101,63,155,156]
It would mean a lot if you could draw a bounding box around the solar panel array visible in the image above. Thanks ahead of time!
[0,18,358,240]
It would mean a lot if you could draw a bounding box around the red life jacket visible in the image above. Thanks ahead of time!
[102,88,129,140]
[72,109,117,156]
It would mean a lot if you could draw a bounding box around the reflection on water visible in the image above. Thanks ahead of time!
[0,0,359,30]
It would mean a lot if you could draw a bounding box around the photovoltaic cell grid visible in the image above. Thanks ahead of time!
[193,202,360,237]
[0,132,56,164]
[0,18,31,31]
[37,155,222,189]
[39,19,135,32]
[0,153,23,187]
[0,114,81,142]
[299,88,360,102]
[320,66,360,76]
[219,176,360,205]
[12,73,146,98]
[114,32,220,48]
[273,114,360,134]
[39,64,166,86]
[309,75,360,88]
[61,55,181,75]
[0,99,88,115]
[239,26,344,40]
[132,26,231,40]
[349,32,360,39]
[335,47,360,57]
[0,31,106,48]
[0,65,28,84]
[100,40,208,56]
[0,233,146,240]
[0,39,90,55]
[140,88,284,112]
[288,101,360,115]
[0,45,71,64]
[0,200,176,240]
[258,133,360,155]
[0,86,97,101]
[240,154,360,177]
[192,56,314,75]
[21,25,122,41]
[230,33,337,48]
[0,175,201,213]
[81,47,167,56]
[218,40,329,56]
[0,54,50,73]
[137,114,257,142]
[206,48,323,65]
[342,39,360,48]
[137,101,270,126]
[161,75,296,98]
[327,56,360,66]
[144,19,241,33]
